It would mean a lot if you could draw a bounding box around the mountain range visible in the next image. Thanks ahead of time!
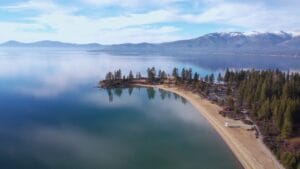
[1,31,300,56]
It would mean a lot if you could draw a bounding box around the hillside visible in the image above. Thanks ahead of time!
[1,31,300,56]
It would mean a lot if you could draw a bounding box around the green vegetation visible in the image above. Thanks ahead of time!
[224,69,300,169]
[102,67,300,169]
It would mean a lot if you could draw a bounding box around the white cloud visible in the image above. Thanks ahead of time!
[95,26,182,44]
[181,3,300,32]
[1,0,53,11]
[183,3,258,23]
[0,0,299,43]
[0,0,76,13]
[31,9,179,43]
[83,0,185,8]
[0,2,180,43]
[36,9,175,31]
[83,0,139,7]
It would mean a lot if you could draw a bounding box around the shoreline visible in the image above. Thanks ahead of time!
[134,84,284,169]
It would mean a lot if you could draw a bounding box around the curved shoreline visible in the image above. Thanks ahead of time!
[135,84,284,169]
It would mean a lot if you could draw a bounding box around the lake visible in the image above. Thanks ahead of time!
[0,48,242,169]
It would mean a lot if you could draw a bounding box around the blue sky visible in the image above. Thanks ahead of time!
[0,0,299,44]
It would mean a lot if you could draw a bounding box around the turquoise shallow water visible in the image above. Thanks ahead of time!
[0,48,242,169]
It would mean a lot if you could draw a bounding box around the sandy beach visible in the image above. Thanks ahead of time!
[136,84,284,169]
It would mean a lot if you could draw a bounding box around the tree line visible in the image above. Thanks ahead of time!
[104,67,300,169]
[105,67,218,83]
[223,69,300,169]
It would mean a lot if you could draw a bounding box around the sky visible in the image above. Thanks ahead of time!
[0,0,299,44]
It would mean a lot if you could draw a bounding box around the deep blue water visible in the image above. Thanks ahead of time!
[0,48,242,169]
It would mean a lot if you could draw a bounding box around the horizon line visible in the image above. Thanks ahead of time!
[0,30,298,45]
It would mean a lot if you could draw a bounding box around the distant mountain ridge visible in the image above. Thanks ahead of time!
[1,40,103,48]
[162,31,294,48]
[1,31,300,56]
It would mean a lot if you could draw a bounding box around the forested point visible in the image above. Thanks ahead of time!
[100,67,300,169]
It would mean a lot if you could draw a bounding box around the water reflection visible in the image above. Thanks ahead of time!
[105,87,188,104]
[0,48,216,98]
[128,87,133,96]
[114,88,123,97]
[146,87,156,100]
[106,88,113,102]
[159,89,167,100]
[181,97,187,104]
[0,48,250,169]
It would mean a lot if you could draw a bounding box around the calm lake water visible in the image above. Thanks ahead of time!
[0,48,242,169]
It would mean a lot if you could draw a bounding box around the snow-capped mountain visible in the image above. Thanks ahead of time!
[161,31,295,49]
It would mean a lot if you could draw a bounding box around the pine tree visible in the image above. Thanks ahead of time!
[209,73,214,84]
[172,68,178,79]
[260,80,268,101]
[226,96,234,110]
[281,104,293,138]
[204,75,209,83]
[181,68,186,81]
[105,72,114,81]
[224,68,230,82]
[193,72,199,82]
[147,67,156,82]
[128,70,134,80]
[217,73,223,83]
[187,68,192,81]
[258,99,271,119]
[136,72,142,79]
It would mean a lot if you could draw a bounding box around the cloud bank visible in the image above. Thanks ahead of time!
[0,0,299,43]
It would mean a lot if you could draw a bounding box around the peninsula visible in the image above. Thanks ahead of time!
[99,68,300,169]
